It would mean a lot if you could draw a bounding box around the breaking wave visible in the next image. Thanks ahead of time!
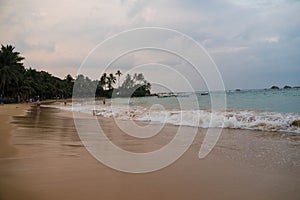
[45,102,300,134]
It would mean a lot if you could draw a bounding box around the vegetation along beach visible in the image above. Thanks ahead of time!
[1,1,300,200]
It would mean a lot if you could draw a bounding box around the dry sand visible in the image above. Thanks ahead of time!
[0,105,300,200]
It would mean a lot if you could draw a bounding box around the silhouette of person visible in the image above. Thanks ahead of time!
[36,98,41,112]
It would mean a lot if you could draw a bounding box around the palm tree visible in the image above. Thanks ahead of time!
[19,75,36,101]
[136,73,144,83]
[0,45,24,67]
[100,73,107,90]
[115,70,122,88]
[65,74,74,83]
[22,68,40,99]
[0,45,24,97]
[107,73,116,90]
[64,74,74,98]
[0,66,18,96]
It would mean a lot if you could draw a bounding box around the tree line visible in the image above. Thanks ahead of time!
[0,44,151,103]
[73,72,151,98]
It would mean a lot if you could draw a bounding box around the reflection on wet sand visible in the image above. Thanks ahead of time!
[0,107,299,200]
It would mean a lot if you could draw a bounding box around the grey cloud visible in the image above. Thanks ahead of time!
[0,0,299,89]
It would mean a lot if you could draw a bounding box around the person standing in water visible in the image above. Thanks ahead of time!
[36,98,41,112]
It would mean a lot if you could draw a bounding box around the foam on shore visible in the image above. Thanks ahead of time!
[45,102,300,134]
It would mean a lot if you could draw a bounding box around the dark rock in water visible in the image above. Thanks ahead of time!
[235,89,241,91]
[291,120,300,127]
[283,85,291,89]
[270,85,279,89]
[293,86,300,89]
[200,92,209,95]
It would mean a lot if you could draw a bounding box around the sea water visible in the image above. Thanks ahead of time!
[46,88,300,133]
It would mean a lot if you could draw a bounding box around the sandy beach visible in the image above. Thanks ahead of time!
[0,105,300,200]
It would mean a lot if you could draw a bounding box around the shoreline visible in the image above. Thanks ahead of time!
[0,105,299,200]
[45,98,300,134]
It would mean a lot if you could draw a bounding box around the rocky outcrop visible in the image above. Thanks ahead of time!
[270,85,279,89]
[283,85,291,89]
[291,120,300,127]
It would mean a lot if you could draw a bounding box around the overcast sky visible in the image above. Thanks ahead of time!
[1,0,299,91]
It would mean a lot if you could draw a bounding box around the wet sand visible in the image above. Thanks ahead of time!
[0,104,30,157]
[0,104,34,199]
[0,105,300,200]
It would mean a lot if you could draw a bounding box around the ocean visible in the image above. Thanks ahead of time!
[46,88,300,134]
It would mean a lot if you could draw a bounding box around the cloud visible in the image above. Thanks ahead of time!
[0,0,299,90]
[31,11,48,17]
[265,36,279,43]
[208,46,249,54]
[141,7,157,22]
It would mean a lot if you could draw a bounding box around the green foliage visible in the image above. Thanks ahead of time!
[73,74,97,98]
[0,44,151,102]
[0,45,25,99]
[74,72,151,98]
[0,44,75,102]
[118,73,151,97]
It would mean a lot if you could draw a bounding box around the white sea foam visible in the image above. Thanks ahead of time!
[45,102,300,134]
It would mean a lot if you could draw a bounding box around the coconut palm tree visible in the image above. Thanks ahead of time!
[100,73,107,90]
[0,45,24,67]
[64,74,74,98]
[19,75,36,101]
[0,66,19,96]
[0,45,24,97]
[107,73,116,90]
[115,70,122,88]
